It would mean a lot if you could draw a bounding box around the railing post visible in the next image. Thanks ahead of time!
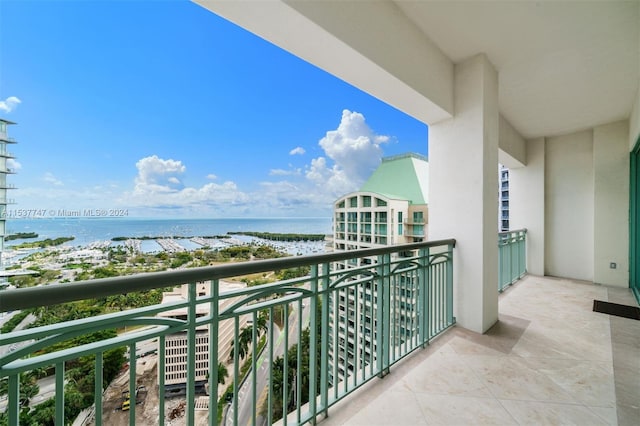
[209,279,219,426]
[376,253,391,377]
[447,243,454,325]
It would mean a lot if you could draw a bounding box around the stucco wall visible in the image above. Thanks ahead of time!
[509,138,545,276]
[594,121,630,287]
[429,54,498,333]
[545,130,594,281]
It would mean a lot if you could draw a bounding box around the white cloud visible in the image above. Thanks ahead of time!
[289,147,305,155]
[123,155,249,211]
[206,174,217,180]
[0,96,21,113]
[7,159,21,171]
[269,168,301,176]
[255,110,390,215]
[305,109,387,196]
[43,172,63,186]
[135,155,185,191]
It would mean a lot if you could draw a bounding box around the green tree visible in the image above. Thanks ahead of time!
[217,362,229,385]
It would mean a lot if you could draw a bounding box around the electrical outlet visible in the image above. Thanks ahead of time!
[609,262,617,269]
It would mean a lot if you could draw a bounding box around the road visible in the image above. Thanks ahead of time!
[227,302,310,426]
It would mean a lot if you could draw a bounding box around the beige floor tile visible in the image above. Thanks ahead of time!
[448,335,509,357]
[396,344,494,398]
[517,357,616,407]
[512,324,612,362]
[414,393,518,426]
[341,390,427,426]
[588,406,618,426]
[463,355,580,403]
[500,399,609,425]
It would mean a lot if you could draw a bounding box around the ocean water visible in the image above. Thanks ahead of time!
[5,217,333,248]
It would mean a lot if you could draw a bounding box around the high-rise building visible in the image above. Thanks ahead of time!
[158,283,250,394]
[0,119,17,288]
[499,164,509,232]
[330,153,428,383]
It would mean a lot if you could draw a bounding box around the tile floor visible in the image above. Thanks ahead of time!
[320,275,640,425]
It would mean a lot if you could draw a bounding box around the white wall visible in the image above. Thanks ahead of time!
[594,120,630,287]
[509,137,545,276]
[545,130,594,281]
[498,115,526,168]
[429,54,498,334]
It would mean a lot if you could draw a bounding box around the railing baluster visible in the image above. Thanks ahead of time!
[251,310,257,426]
[95,352,103,426]
[320,261,330,418]
[129,342,136,426]
[498,230,527,292]
[186,283,196,424]
[159,336,166,425]
[309,264,319,423]
[7,373,18,425]
[267,306,274,426]
[56,361,65,426]
[283,303,289,426]
[209,279,219,426]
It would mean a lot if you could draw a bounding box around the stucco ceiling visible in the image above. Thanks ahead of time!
[394,1,639,138]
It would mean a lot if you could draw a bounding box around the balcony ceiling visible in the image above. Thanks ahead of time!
[393,1,639,138]
[195,0,639,139]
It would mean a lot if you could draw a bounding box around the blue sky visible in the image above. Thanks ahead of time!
[0,0,427,218]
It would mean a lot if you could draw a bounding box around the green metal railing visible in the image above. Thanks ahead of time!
[0,239,455,425]
[498,229,527,292]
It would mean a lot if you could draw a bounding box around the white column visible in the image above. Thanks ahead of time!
[429,54,499,334]
[510,138,545,276]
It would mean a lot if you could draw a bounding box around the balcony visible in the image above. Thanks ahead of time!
[0,239,455,425]
[321,274,640,426]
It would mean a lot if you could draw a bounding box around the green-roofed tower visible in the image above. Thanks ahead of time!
[329,152,428,384]
[360,153,429,204]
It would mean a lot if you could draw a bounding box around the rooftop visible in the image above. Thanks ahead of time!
[359,153,429,204]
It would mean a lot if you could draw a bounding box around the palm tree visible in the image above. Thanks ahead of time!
[217,362,229,385]
[229,327,253,360]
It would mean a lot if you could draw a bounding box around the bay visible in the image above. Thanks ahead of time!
[5,217,333,248]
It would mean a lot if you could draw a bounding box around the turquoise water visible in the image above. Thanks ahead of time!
[5,217,332,247]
